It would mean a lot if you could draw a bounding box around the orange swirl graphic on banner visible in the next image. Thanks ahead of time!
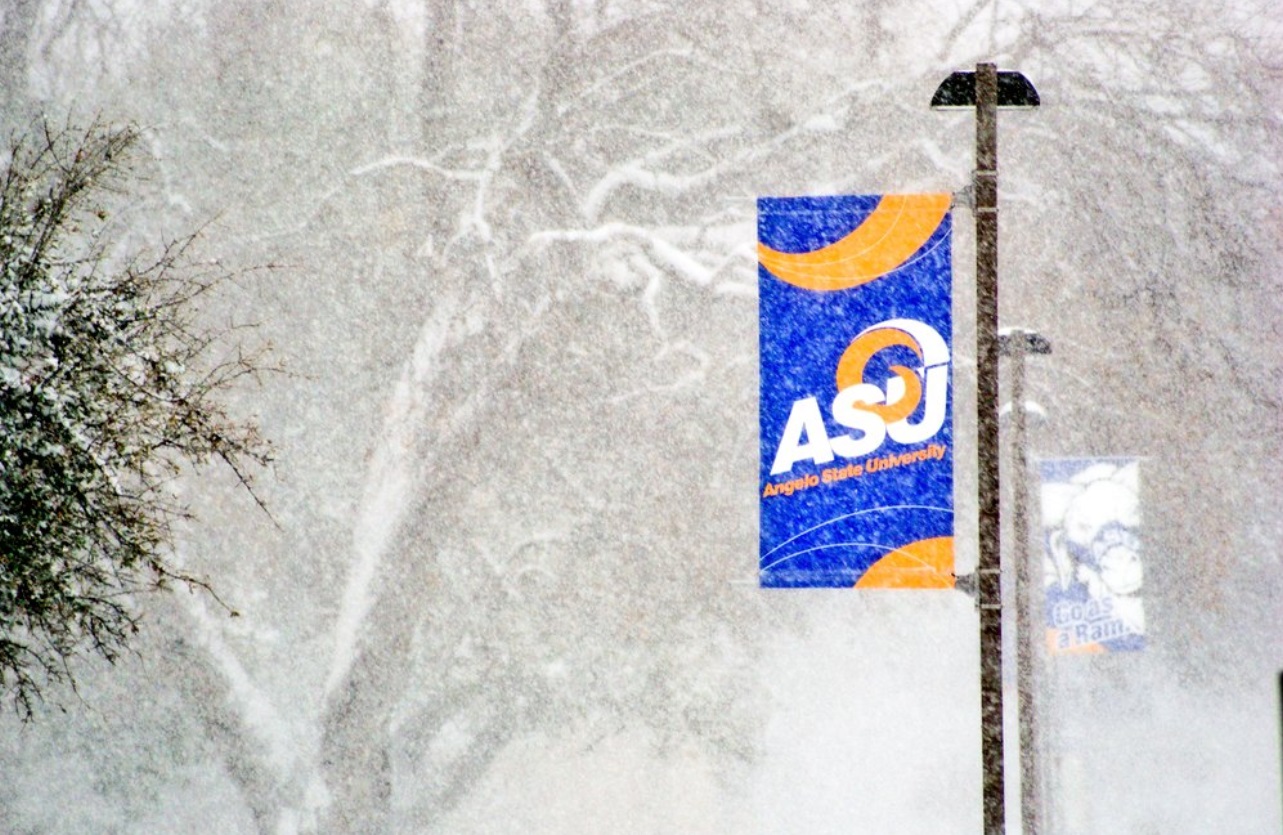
[835,328,922,424]
[758,193,950,291]
[855,536,954,589]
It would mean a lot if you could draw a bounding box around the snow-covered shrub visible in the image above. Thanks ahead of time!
[0,121,271,717]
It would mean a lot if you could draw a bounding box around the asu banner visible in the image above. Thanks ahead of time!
[758,194,954,588]
[1040,458,1145,653]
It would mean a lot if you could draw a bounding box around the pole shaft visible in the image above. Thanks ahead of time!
[975,61,1005,835]
[1012,339,1041,834]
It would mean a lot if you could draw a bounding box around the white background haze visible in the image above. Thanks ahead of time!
[1,0,1281,832]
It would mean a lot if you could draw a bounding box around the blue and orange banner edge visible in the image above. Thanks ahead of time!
[758,193,955,589]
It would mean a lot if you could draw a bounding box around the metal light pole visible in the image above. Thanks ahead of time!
[931,63,1039,835]
[1001,327,1053,835]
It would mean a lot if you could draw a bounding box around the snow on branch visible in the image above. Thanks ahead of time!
[531,223,756,300]
[322,292,462,700]
[581,126,742,222]
[534,222,710,286]
[180,591,298,780]
[349,156,485,182]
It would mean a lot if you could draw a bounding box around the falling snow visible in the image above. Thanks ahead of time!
[1,1,1281,833]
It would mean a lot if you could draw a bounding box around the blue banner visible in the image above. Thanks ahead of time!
[1040,458,1144,653]
[758,194,954,588]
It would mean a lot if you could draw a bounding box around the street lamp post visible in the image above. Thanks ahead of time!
[931,63,1039,835]
[1001,327,1053,835]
